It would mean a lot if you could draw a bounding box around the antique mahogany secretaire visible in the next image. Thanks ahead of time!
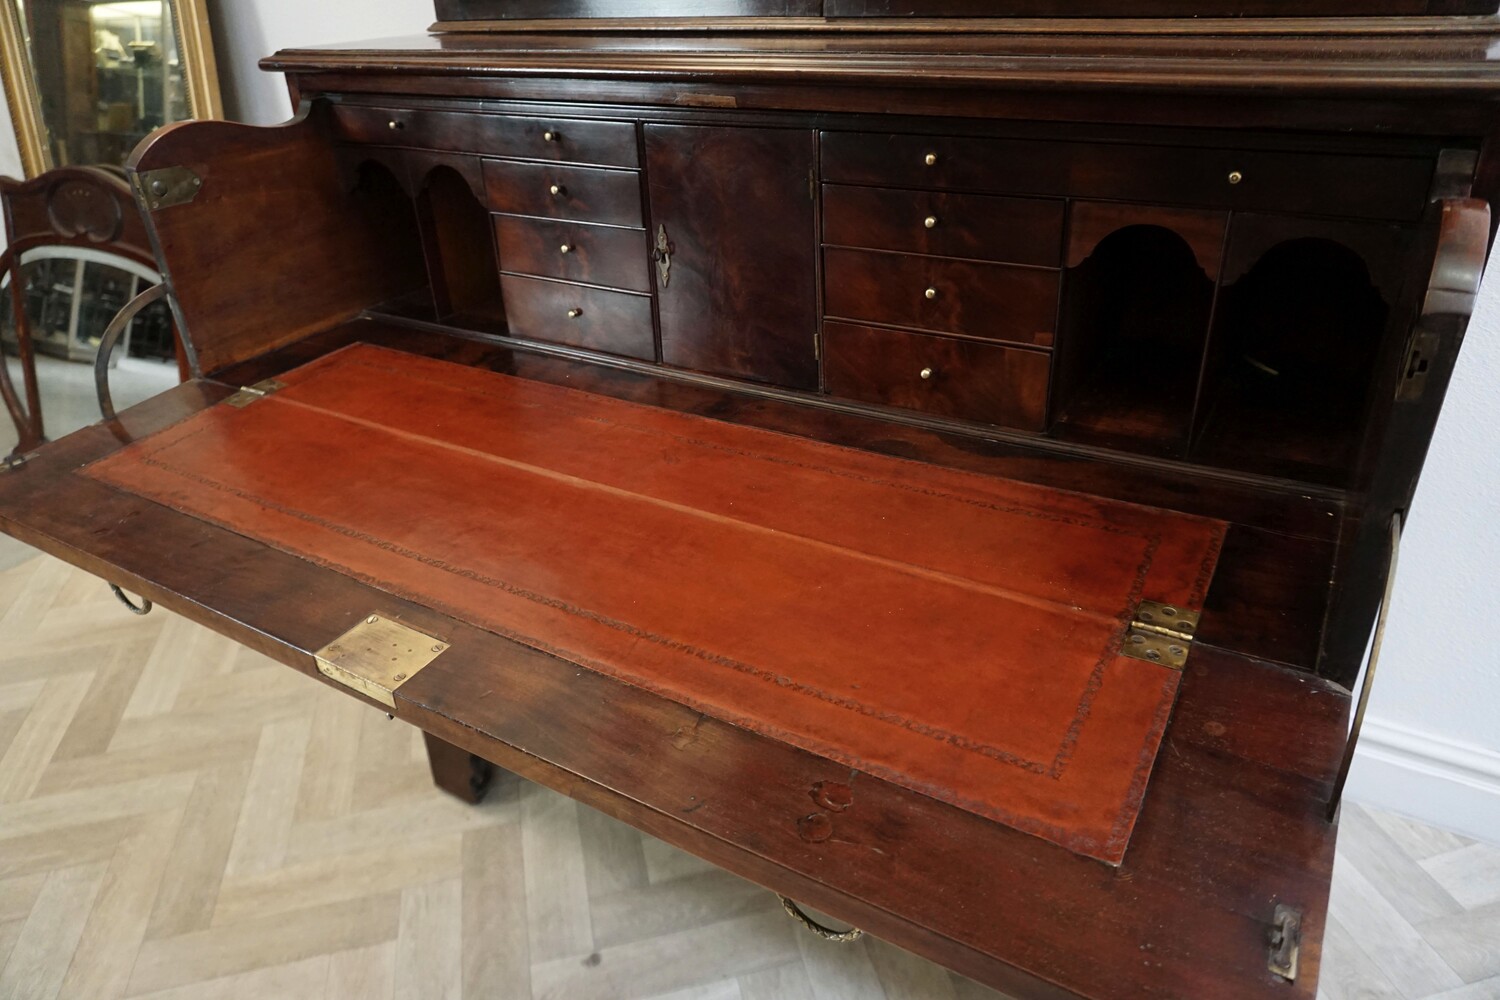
[2,0,1498,995]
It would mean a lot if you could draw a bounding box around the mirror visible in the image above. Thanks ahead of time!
[0,0,220,176]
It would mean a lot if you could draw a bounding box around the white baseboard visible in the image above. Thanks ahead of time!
[1345,717,1500,845]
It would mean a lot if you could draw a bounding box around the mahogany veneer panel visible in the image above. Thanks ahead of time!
[86,343,1224,863]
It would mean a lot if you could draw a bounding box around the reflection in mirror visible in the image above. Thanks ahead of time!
[12,0,187,167]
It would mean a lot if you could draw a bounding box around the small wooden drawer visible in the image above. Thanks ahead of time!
[823,247,1058,347]
[820,131,1432,221]
[495,216,651,292]
[483,160,644,228]
[330,104,486,151]
[823,321,1049,431]
[329,104,638,167]
[822,185,1064,266]
[487,115,639,168]
[500,274,655,360]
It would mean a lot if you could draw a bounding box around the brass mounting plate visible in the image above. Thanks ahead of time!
[314,614,449,708]
[224,379,286,408]
[135,166,203,211]
[1121,600,1200,670]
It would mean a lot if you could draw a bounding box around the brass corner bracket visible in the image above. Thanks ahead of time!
[314,613,449,708]
[1121,600,1201,670]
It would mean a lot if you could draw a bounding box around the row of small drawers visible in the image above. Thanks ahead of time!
[334,103,1433,223]
[820,160,1062,431]
[482,154,657,361]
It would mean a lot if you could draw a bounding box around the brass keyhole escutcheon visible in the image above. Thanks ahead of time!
[924,287,938,300]
[924,215,938,229]
[1228,170,1244,185]
[924,152,938,166]
[920,367,935,380]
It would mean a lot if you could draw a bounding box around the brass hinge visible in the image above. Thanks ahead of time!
[1267,904,1302,981]
[1396,328,1440,402]
[314,613,449,708]
[135,165,203,210]
[224,379,286,408]
[1120,599,1200,670]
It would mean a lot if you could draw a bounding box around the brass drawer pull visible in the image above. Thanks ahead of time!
[387,120,404,131]
[567,308,583,319]
[560,243,573,254]
[924,287,938,300]
[924,215,938,229]
[543,130,559,142]
[920,367,935,380]
[924,152,938,166]
[549,183,567,197]
[1228,170,1244,185]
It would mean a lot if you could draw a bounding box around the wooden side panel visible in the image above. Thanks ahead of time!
[646,124,820,389]
[127,104,426,376]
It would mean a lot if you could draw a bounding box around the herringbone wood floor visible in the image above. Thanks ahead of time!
[0,553,1496,1000]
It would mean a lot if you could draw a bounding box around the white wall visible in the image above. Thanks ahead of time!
[2,0,1496,838]
[208,0,430,125]
[1342,238,1500,843]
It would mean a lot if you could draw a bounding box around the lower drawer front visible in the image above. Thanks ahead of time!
[823,321,1049,431]
[824,247,1058,347]
[495,216,651,292]
[501,275,655,360]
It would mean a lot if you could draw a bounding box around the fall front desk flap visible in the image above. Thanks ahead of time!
[86,343,1225,864]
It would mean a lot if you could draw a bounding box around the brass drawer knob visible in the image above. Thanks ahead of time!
[1228,170,1244,185]
[560,243,573,254]
[924,152,938,166]
[387,120,404,131]
[549,184,566,197]
[543,130,558,142]
[567,308,583,319]
[920,367,935,380]
[924,287,938,300]
[924,215,938,229]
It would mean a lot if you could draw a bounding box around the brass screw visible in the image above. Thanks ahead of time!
[393,673,407,682]
[1228,170,1243,185]
[366,615,378,624]
[924,216,938,229]
[431,644,443,652]
[924,287,937,300]
[924,152,938,166]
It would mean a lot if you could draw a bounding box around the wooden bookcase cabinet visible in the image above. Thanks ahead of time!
[0,9,1495,999]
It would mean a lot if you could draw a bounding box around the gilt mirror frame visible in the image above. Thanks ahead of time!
[0,0,222,177]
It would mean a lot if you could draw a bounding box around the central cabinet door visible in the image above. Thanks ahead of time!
[645,124,819,389]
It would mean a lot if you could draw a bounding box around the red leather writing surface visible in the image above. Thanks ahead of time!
[87,344,1224,863]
